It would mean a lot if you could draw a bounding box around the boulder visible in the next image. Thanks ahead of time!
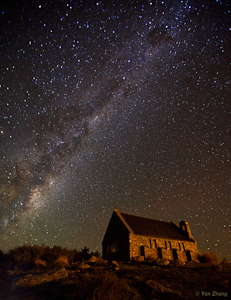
[212,264,222,272]
[144,280,184,299]
[135,256,145,263]
[88,255,98,263]
[94,257,108,265]
[220,261,231,273]
[155,258,170,266]
[11,268,68,290]
[170,259,185,267]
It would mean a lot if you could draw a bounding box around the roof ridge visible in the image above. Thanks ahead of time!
[120,211,171,224]
[113,209,134,233]
[114,209,191,241]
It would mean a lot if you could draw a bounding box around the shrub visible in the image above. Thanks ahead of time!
[34,259,47,269]
[39,245,70,268]
[5,244,99,271]
[68,249,81,263]
[79,246,91,261]
[54,255,69,268]
[7,245,45,271]
[90,250,100,258]
[197,251,220,264]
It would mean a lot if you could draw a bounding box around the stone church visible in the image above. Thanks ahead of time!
[102,208,198,262]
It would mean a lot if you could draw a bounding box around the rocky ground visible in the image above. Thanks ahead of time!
[1,259,231,300]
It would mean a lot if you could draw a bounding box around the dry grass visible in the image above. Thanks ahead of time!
[5,244,88,271]
[91,272,141,300]
[196,250,220,264]
[54,255,69,268]
[34,259,47,269]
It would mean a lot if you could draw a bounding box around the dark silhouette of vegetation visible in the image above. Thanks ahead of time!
[0,249,9,298]
[196,250,220,264]
[78,246,100,261]
[3,244,100,272]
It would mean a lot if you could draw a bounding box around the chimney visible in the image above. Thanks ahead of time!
[180,221,192,239]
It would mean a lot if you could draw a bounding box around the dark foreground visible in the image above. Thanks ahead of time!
[1,259,231,300]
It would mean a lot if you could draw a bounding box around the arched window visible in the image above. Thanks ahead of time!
[165,241,167,249]
[153,239,157,249]
[173,249,178,260]
[158,248,163,259]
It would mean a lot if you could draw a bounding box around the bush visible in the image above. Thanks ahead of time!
[5,244,99,272]
[34,259,47,269]
[79,246,91,261]
[197,251,220,264]
[68,249,81,263]
[6,245,45,271]
[54,255,69,268]
[41,245,70,268]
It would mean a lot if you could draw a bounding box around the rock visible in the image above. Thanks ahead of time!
[220,262,231,273]
[94,257,108,265]
[88,255,98,263]
[7,270,14,276]
[185,260,199,267]
[155,258,170,266]
[212,264,222,272]
[11,268,68,290]
[135,256,145,263]
[144,280,183,299]
[170,259,185,266]
[221,258,229,264]
[79,263,90,269]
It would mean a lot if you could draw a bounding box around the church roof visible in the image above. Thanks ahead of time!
[115,209,191,241]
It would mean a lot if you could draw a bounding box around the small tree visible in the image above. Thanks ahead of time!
[79,246,90,261]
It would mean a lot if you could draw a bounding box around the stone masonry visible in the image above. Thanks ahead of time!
[102,208,199,263]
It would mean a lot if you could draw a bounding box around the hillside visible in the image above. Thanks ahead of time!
[1,249,231,300]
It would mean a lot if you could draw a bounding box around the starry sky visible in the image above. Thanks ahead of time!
[0,0,230,259]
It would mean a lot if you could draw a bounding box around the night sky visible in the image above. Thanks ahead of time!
[0,0,230,260]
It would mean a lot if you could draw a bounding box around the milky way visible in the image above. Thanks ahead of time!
[0,0,230,259]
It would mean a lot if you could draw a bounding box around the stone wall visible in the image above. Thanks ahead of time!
[102,211,130,261]
[129,233,198,262]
